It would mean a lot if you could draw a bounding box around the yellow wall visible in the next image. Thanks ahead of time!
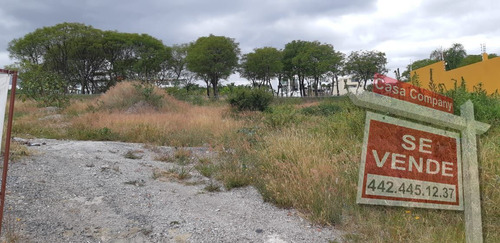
[412,53,500,94]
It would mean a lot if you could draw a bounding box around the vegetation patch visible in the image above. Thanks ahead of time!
[96,81,188,112]
[124,150,144,160]
[10,80,500,242]
[152,167,192,181]
[173,149,192,165]
[204,181,221,192]
[228,88,273,111]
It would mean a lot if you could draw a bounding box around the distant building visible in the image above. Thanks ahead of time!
[278,75,363,97]
[411,53,500,94]
[337,75,364,95]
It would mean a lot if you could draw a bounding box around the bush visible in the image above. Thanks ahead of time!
[165,86,207,105]
[228,88,273,111]
[19,62,69,107]
[442,79,500,125]
[134,83,164,108]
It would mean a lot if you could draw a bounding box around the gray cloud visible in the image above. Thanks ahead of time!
[1,0,499,76]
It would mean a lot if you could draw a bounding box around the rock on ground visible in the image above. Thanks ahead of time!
[2,139,343,242]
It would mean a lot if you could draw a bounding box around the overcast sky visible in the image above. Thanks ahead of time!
[1,0,499,81]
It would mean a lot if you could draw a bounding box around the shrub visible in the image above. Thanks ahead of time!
[165,86,207,105]
[228,88,273,111]
[134,83,164,108]
[18,62,69,108]
[442,79,500,125]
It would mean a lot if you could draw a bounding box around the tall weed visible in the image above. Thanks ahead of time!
[443,79,500,125]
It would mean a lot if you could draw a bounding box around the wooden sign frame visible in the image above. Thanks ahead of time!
[349,92,490,243]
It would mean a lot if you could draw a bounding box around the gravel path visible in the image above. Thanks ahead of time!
[2,139,343,242]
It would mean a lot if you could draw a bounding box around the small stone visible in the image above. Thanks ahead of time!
[256,229,264,234]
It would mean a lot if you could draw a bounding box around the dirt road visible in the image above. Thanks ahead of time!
[2,139,342,242]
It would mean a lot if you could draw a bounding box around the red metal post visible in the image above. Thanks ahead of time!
[0,70,17,235]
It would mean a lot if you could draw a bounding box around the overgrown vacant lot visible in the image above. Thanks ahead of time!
[10,81,500,242]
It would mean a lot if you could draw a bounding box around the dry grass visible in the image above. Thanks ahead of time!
[479,126,500,241]
[253,108,363,225]
[246,98,500,242]
[68,105,241,146]
[12,82,243,147]
[152,167,192,181]
[96,81,190,113]
[10,85,500,242]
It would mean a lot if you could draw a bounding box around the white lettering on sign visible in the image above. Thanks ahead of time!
[371,150,454,177]
[357,112,463,211]
[374,81,453,112]
[371,133,454,177]
[401,134,432,154]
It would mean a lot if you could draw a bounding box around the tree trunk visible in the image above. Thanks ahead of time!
[211,78,219,99]
[299,76,306,97]
[335,75,340,96]
[204,79,211,97]
[314,77,319,97]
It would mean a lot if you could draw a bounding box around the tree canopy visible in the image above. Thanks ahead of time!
[401,58,438,82]
[344,50,388,90]
[8,22,170,95]
[404,43,499,84]
[240,47,283,89]
[281,40,344,96]
[8,22,399,102]
[186,34,240,98]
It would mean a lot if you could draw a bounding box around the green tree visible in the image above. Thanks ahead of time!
[298,42,343,96]
[430,47,445,61]
[344,50,388,90]
[101,31,137,88]
[9,23,171,94]
[18,62,68,107]
[457,53,498,68]
[429,43,467,71]
[282,40,309,96]
[186,35,240,98]
[240,47,283,90]
[401,58,438,82]
[69,26,107,93]
[41,23,102,93]
[131,34,171,83]
[162,43,189,84]
[444,43,467,70]
[7,30,47,65]
[9,22,108,93]
[160,43,197,89]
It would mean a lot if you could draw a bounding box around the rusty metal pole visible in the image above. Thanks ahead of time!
[0,70,17,235]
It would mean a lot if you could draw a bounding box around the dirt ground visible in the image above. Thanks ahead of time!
[1,138,343,242]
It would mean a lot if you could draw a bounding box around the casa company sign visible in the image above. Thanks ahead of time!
[356,112,463,210]
[373,74,454,114]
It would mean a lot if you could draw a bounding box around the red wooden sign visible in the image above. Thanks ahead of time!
[357,112,463,210]
[373,74,454,114]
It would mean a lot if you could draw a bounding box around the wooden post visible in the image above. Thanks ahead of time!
[461,101,483,243]
[0,70,16,235]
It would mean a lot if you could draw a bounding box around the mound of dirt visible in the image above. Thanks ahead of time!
[97,81,190,113]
